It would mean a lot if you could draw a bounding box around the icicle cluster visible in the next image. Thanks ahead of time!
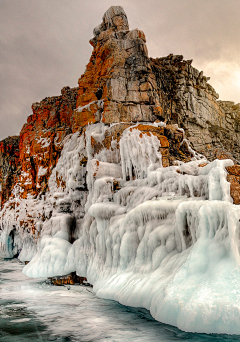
[1,122,240,334]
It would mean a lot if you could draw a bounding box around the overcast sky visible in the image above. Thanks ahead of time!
[0,0,240,140]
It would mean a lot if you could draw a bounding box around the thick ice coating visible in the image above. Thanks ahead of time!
[1,121,240,335]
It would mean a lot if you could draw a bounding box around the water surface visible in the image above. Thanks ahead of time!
[0,259,239,341]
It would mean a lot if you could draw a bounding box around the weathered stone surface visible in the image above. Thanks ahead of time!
[73,7,163,131]
[226,165,240,204]
[73,6,240,168]
[151,55,240,163]
[50,272,92,286]
[226,165,240,176]
[18,86,78,199]
[226,174,240,205]
[0,136,20,206]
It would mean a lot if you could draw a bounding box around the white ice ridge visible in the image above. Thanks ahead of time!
[1,122,240,334]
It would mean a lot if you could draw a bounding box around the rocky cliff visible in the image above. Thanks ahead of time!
[1,6,240,335]
[151,56,240,163]
[0,5,239,261]
[0,86,78,204]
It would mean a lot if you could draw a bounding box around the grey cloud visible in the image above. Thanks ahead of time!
[0,0,239,140]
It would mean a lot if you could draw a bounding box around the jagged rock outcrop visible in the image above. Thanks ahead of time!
[0,5,240,262]
[73,5,240,164]
[151,56,240,163]
[73,6,162,131]
[0,86,78,204]
[19,86,78,199]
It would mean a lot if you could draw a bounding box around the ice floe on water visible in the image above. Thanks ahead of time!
[1,122,240,335]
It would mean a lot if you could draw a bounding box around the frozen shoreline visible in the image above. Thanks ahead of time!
[1,259,240,342]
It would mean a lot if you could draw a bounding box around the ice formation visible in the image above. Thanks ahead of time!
[1,121,240,335]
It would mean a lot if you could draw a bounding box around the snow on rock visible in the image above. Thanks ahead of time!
[36,137,51,149]
[38,166,48,177]
[0,117,238,334]
[19,120,240,334]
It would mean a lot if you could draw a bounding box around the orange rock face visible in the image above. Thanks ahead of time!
[226,165,240,204]
[18,86,78,199]
[0,87,78,210]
